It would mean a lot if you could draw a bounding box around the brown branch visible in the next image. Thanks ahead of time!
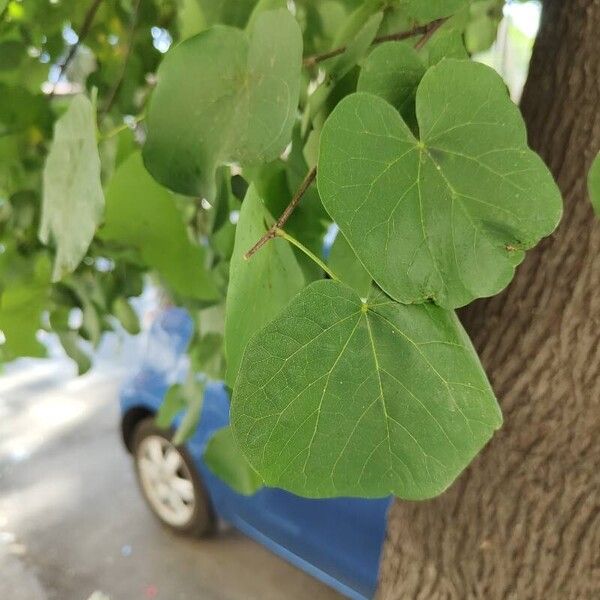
[103,0,142,114]
[302,17,447,68]
[244,167,317,260]
[50,0,103,97]
[414,17,447,50]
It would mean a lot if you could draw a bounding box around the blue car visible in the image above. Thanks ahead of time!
[119,306,391,600]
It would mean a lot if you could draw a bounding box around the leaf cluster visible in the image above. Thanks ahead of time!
[0,0,562,500]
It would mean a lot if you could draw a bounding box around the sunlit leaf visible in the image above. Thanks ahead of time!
[231,279,502,498]
[39,95,104,281]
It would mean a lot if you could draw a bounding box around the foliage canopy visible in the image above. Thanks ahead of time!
[0,0,561,500]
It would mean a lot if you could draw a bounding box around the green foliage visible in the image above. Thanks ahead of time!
[143,9,302,199]
[225,186,305,387]
[40,94,104,281]
[204,426,263,495]
[0,1,562,500]
[588,152,600,217]
[101,153,219,301]
[318,60,562,308]
[231,280,501,498]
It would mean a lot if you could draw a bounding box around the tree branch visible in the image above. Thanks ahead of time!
[414,17,447,50]
[50,0,103,97]
[302,17,447,68]
[244,166,317,260]
[102,0,142,114]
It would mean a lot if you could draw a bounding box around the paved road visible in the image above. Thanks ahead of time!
[0,348,342,600]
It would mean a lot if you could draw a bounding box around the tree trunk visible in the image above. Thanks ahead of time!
[377,1,600,598]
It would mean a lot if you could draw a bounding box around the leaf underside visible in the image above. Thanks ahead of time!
[143,9,302,199]
[40,95,104,282]
[231,280,502,499]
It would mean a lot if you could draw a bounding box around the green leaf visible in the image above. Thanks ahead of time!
[198,0,259,28]
[328,231,371,297]
[157,375,205,446]
[0,253,50,359]
[357,42,425,127]
[327,11,383,80]
[143,9,302,199]
[100,153,219,302]
[0,40,26,71]
[398,0,467,22]
[231,280,502,499]
[225,186,305,387]
[190,332,226,380]
[173,391,204,446]
[112,296,140,335]
[587,152,600,218]
[204,426,263,495]
[156,384,187,429]
[58,331,92,375]
[39,95,104,282]
[318,59,562,308]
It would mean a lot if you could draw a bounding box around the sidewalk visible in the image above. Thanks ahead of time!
[0,539,47,600]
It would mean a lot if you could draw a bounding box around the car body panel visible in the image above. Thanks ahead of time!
[120,308,391,600]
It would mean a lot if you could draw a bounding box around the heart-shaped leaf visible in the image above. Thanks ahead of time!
[143,9,302,199]
[318,59,562,308]
[231,280,502,499]
[357,42,425,126]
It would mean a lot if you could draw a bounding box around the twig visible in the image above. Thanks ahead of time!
[50,0,103,97]
[103,0,142,113]
[275,229,339,281]
[303,17,447,68]
[414,17,447,50]
[244,167,317,260]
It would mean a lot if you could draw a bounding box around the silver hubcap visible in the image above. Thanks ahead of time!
[137,435,195,527]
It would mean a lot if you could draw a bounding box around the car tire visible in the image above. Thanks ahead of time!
[132,418,215,537]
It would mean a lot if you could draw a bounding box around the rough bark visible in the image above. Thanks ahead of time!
[377,1,600,598]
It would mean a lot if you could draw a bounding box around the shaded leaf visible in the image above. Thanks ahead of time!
[358,42,425,127]
[204,426,263,495]
[156,384,187,429]
[101,153,219,302]
[318,60,562,308]
[225,186,305,387]
[143,9,302,199]
[398,0,467,22]
[0,253,50,359]
[232,280,502,499]
[112,296,140,335]
[58,331,92,375]
[328,230,371,297]
[40,95,104,281]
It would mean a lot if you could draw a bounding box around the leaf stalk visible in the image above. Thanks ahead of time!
[274,229,339,282]
[244,166,317,260]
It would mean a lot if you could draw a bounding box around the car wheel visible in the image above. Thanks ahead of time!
[132,418,215,536]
